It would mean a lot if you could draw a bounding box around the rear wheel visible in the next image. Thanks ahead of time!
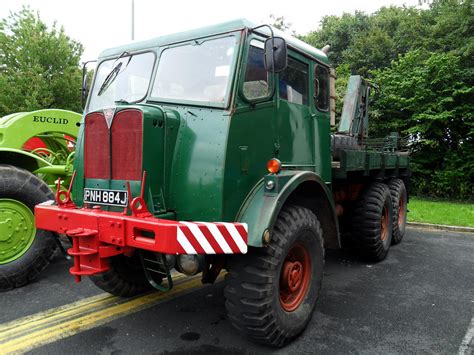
[388,179,407,245]
[89,253,153,297]
[351,182,393,261]
[225,205,324,347]
[0,165,57,291]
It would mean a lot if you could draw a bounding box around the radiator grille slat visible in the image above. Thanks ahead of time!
[84,112,110,179]
[112,110,143,181]
[84,110,143,181]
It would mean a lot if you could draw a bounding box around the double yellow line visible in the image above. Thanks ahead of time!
[0,274,216,354]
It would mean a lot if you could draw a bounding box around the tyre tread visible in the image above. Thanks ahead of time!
[224,205,324,347]
[0,165,57,292]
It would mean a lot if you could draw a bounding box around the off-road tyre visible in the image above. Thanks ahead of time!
[90,253,153,297]
[224,205,324,347]
[0,165,57,291]
[351,182,393,261]
[388,179,407,245]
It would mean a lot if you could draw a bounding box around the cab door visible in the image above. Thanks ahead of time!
[276,52,314,169]
[311,63,332,182]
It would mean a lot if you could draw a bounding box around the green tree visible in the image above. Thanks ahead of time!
[0,7,84,115]
[371,50,473,197]
[342,6,430,75]
[299,0,473,198]
[303,11,370,66]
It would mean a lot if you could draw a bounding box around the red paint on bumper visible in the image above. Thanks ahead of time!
[35,203,248,281]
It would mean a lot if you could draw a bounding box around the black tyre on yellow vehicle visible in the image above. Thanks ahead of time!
[0,165,57,291]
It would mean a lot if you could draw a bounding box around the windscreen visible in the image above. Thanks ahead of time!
[88,52,155,113]
[151,36,237,106]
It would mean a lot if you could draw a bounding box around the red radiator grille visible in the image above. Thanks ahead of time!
[111,110,143,181]
[84,112,110,179]
[84,110,143,181]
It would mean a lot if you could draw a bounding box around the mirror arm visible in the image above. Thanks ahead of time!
[250,24,276,74]
[81,60,97,109]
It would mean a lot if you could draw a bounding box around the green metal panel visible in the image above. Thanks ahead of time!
[165,106,229,221]
[224,101,276,221]
[99,19,329,66]
[237,170,337,247]
[309,60,332,184]
[332,150,410,179]
[0,109,80,180]
[0,109,81,150]
[385,154,398,168]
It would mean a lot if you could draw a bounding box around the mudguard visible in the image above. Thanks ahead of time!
[237,170,340,248]
[0,109,81,150]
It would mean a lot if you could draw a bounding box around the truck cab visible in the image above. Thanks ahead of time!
[71,19,338,248]
[36,19,409,347]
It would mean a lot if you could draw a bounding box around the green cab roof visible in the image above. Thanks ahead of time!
[98,18,329,64]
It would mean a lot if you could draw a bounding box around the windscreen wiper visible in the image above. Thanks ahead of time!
[97,52,131,96]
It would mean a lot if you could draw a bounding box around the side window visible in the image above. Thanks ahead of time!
[279,57,308,105]
[314,65,329,111]
[243,40,269,99]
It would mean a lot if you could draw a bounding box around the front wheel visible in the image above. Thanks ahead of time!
[224,205,324,347]
[0,165,57,291]
[89,253,153,297]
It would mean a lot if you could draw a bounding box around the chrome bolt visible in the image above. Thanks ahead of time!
[265,180,275,190]
[262,229,271,244]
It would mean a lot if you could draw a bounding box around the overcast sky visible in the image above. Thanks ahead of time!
[1,0,423,61]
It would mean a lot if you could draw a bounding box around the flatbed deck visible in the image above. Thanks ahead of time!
[332,149,410,179]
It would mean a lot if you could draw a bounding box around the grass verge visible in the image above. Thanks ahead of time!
[408,197,474,227]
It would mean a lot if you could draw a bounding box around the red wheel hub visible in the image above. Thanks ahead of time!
[380,205,389,241]
[279,243,311,312]
[398,196,405,228]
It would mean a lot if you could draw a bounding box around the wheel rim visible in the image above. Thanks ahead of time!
[0,199,36,264]
[398,196,406,228]
[380,205,389,242]
[279,242,312,312]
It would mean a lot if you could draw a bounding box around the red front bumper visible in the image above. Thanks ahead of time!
[35,202,248,280]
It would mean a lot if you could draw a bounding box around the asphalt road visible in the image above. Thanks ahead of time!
[1,227,473,354]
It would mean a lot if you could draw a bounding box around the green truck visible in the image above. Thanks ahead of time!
[0,109,81,290]
[35,19,409,346]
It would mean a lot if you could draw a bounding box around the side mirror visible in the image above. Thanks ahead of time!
[264,37,287,73]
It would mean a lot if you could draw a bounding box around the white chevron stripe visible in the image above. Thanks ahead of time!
[222,223,248,254]
[201,222,233,254]
[177,227,197,254]
[181,222,216,254]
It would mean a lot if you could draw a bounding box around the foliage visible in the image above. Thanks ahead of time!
[0,7,84,116]
[300,0,474,199]
[304,11,370,67]
[371,50,473,197]
[408,197,474,227]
